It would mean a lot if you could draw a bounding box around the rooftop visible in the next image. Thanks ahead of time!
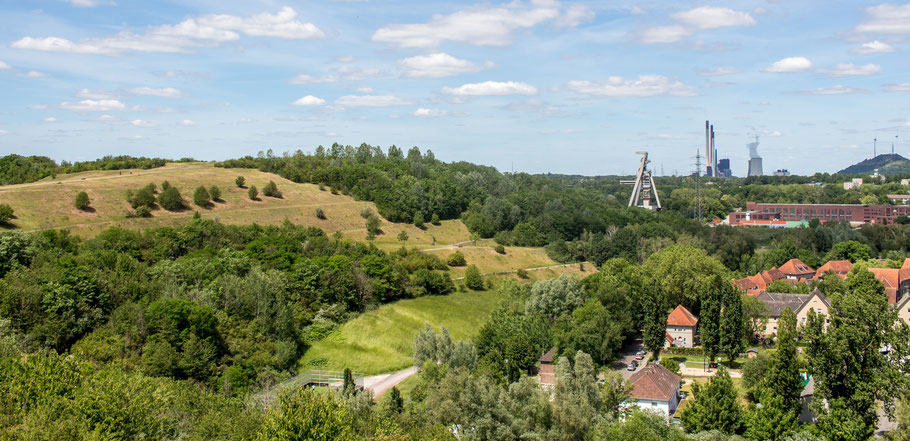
[629,363,682,402]
[666,305,698,327]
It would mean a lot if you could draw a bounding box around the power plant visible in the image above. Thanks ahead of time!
[704,121,732,177]
[747,136,763,177]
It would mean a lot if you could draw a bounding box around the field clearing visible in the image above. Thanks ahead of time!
[681,375,748,405]
[299,289,504,375]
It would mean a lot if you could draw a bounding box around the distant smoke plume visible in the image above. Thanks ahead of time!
[747,136,760,158]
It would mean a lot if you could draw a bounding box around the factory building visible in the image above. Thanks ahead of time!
[728,202,910,226]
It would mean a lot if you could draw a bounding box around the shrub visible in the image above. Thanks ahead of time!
[235,176,245,188]
[129,186,156,210]
[158,186,184,211]
[209,185,221,201]
[397,230,409,242]
[366,214,381,235]
[494,244,506,254]
[315,208,326,219]
[330,187,338,195]
[193,186,211,207]
[517,268,530,279]
[464,264,484,290]
[248,185,258,200]
[318,183,326,191]
[74,191,90,210]
[0,203,14,224]
[431,213,441,225]
[413,212,425,229]
[660,357,681,375]
[360,207,373,219]
[262,181,282,198]
[161,180,171,191]
[135,206,152,218]
[447,251,467,267]
[144,182,157,194]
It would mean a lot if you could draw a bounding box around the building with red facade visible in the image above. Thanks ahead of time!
[728,202,910,226]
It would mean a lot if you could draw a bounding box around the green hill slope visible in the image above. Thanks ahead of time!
[836,153,910,175]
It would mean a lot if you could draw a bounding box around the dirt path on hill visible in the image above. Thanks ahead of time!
[453,262,590,279]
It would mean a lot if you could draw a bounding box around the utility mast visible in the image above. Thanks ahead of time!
[620,152,661,210]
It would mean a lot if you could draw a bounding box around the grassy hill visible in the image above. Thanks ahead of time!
[836,153,910,175]
[0,162,459,244]
[298,289,505,374]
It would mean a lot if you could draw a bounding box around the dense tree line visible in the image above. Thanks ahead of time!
[0,220,455,397]
[0,154,189,185]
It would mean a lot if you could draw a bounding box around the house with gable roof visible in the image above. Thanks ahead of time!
[778,258,816,281]
[665,305,698,348]
[755,289,830,336]
[813,260,852,280]
[623,363,683,419]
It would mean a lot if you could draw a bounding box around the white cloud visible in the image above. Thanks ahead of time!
[289,74,338,84]
[851,40,895,54]
[797,85,866,95]
[372,1,586,48]
[130,119,156,127]
[292,95,326,106]
[764,57,813,73]
[442,80,537,96]
[672,6,756,30]
[760,130,782,137]
[817,63,881,77]
[59,99,127,111]
[11,7,324,55]
[355,86,374,93]
[414,108,448,117]
[555,4,595,27]
[337,55,354,63]
[62,0,109,7]
[0,61,10,71]
[129,87,182,98]
[177,119,196,126]
[335,95,413,107]
[333,65,384,81]
[638,25,691,43]
[698,67,741,76]
[76,89,119,99]
[23,71,47,78]
[94,114,119,122]
[855,4,910,34]
[43,117,57,122]
[884,83,910,92]
[398,53,492,78]
[566,75,696,97]
[0,130,7,135]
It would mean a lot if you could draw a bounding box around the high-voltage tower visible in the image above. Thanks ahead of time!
[621,152,661,210]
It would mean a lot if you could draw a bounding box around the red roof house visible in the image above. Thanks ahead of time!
[625,363,683,418]
[778,258,816,280]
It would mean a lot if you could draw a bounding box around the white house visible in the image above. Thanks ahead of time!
[623,363,682,419]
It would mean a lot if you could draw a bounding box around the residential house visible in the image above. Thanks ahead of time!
[866,266,910,303]
[732,267,786,296]
[778,258,816,281]
[813,260,852,280]
[623,363,682,419]
[755,289,831,336]
[665,305,698,348]
[536,347,556,387]
[897,295,910,327]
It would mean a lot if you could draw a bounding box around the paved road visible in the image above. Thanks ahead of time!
[365,366,418,397]
[612,336,649,379]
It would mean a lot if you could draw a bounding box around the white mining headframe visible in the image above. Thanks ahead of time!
[620,151,661,210]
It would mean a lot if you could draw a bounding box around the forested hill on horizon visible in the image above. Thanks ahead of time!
[835,153,910,175]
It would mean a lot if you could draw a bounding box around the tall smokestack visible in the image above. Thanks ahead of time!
[705,121,710,176]
[711,126,716,178]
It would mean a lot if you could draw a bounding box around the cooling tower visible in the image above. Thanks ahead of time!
[747,158,763,177]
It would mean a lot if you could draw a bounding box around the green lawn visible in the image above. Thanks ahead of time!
[298,289,505,375]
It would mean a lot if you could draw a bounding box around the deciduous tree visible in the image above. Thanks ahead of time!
[74,191,90,210]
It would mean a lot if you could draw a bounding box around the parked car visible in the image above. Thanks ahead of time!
[635,350,646,360]
[627,362,636,371]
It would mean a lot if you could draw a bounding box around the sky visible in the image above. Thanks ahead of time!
[1,1,909,176]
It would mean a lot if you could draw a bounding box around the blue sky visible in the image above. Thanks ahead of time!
[1,0,909,176]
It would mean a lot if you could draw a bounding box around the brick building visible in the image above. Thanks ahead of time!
[728,202,910,226]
